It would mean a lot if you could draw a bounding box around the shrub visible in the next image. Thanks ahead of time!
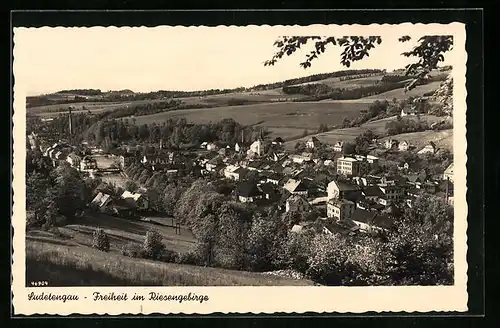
[143,229,165,260]
[176,251,201,265]
[121,242,144,258]
[92,228,110,252]
[159,249,179,263]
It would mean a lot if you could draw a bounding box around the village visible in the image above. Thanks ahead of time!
[27,110,454,239]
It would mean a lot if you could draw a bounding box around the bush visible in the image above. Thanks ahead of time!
[159,249,179,263]
[143,229,165,260]
[176,251,201,265]
[121,242,145,258]
[92,228,110,252]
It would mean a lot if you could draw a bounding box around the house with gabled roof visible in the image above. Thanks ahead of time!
[121,190,149,211]
[418,141,438,155]
[443,162,454,182]
[351,208,393,233]
[285,194,312,213]
[306,136,321,149]
[398,140,410,152]
[327,179,361,202]
[236,181,262,203]
[333,141,345,152]
[283,178,309,197]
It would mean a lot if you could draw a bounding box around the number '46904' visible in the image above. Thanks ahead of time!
[30,281,48,287]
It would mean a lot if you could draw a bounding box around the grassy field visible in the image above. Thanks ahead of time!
[290,75,385,88]
[126,101,369,140]
[362,81,443,100]
[28,211,197,254]
[379,129,453,151]
[26,239,314,286]
[284,115,447,148]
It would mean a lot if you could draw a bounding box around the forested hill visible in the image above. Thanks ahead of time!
[27,69,384,108]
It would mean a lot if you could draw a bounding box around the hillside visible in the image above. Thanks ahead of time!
[26,240,314,286]
[284,115,447,149]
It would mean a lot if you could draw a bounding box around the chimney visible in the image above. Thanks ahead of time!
[68,107,73,137]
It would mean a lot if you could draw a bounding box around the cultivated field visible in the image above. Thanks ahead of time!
[126,101,369,139]
[290,75,385,88]
[363,81,443,100]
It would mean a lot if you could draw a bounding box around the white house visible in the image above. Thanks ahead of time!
[385,139,398,150]
[283,179,308,197]
[401,107,417,117]
[248,139,264,157]
[418,142,437,155]
[206,143,218,151]
[333,141,344,152]
[327,198,355,221]
[398,140,410,152]
[306,137,321,149]
[234,143,241,152]
[443,163,454,182]
[121,191,149,211]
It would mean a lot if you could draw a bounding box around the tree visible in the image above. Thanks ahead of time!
[124,180,138,192]
[92,228,110,252]
[264,35,453,92]
[143,229,165,260]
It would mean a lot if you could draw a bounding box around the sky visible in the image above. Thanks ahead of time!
[13,25,455,96]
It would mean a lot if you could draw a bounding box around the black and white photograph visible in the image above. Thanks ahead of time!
[12,21,469,314]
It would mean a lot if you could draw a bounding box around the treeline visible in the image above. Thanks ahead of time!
[57,89,102,96]
[289,81,408,102]
[251,69,384,91]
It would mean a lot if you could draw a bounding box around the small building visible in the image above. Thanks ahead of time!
[285,194,312,213]
[336,156,360,176]
[80,155,98,172]
[248,139,264,157]
[206,143,218,151]
[327,198,355,222]
[236,181,262,203]
[418,142,438,155]
[290,153,313,164]
[234,143,241,152]
[398,162,410,170]
[378,184,404,202]
[443,163,454,182]
[121,190,149,211]
[333,141,344,153]
[258,183,279,201]
[327,180,362,202]
[306,137,321,149]
[385,139,398,150]
[361,186,385,202]
[66,153,82,170]
[283,178,309,197]
[90,192,113,212]
[401,107,417,117]
[351,208,393,233]
[398,140,410,152]
[119,154,135,169]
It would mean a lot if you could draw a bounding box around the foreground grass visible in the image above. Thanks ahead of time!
[26,240,314,286]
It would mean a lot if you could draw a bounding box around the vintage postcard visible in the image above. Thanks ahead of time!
[12,22,467,315]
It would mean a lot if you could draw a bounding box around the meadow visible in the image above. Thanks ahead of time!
[284,115,449,149]
[127,101,369,140]
[26,238,314,287]
[379,129,453,151]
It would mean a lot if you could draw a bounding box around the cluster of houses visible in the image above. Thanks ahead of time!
[117,135,454,235]
[32,122,454,238]
[90,189,150,218]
